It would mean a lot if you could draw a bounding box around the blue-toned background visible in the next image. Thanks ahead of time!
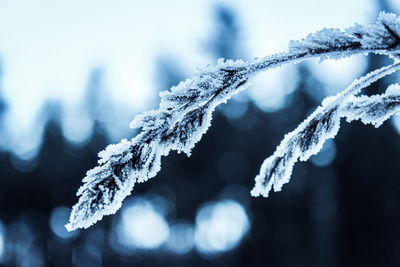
[0,0,400,266]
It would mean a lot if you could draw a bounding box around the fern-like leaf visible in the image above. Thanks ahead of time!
[66,12,400,231]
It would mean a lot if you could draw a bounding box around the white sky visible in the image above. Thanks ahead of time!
[0,0,384,155]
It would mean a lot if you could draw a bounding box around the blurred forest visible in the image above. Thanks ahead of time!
[1,2,400,267]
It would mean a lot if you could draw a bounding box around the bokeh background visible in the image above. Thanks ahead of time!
[0,0,400,266]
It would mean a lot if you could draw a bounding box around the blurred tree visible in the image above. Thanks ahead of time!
[85,67,107,121]
[207,4,244,60]
[0,59,6,129]
[0,59,8,153]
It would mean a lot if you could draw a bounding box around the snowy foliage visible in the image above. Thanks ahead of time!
[251,63,400,197]
[66,12,400,231]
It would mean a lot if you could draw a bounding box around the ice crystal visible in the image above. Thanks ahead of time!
[67,12,400,231]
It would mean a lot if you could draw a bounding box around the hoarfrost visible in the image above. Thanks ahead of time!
[67,12,400,231]
[341,84,400,127]
[251,62,400,197]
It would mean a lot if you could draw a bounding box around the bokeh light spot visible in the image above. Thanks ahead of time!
[116,198,169,250]
[194,199,250,256]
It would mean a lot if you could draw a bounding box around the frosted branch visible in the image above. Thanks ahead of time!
[66,12,400,231]
[341,84,400,126]
[251,62,400,197]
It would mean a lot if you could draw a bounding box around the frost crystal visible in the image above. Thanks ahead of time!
[67,12,400,231]
[251,62,400,197]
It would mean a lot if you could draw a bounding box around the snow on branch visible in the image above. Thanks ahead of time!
[340,84,400,126]
[251,62,400,197]
[66,12,400,231]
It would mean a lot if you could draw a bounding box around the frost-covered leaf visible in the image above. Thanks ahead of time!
[67,12,400,231]
[341,83,400,127]
[251,62,400,198]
